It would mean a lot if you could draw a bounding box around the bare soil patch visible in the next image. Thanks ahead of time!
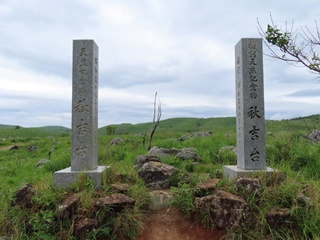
[136,207,226,240]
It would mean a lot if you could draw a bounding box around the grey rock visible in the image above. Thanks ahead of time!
[93,193,135,213]
[191,131,212,138]
[219,146,237,154]
[175,148,201,161]
[195,190,248,230]
[147,146,180,158]
[28,145,38,152]
[36,158,50,167]
[138,161,179,187]
[134,155,161,169]
[109,137,124,146]
[235,178,261,195]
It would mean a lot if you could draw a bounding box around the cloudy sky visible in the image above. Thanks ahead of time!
[1,0,320,128]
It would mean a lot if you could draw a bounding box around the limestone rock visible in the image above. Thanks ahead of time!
[149,190,175,210]
[191,131,212,138]
[73,218,96,237]
[28,145,38,152]
[235,178,261,195]
[93,193,135,213]
[56,193,79,219]
[10,183,35,208]
[194,179,220,197]
[134,155,161,169]
[195,190,248,230]
[36,158,50,167]
[9,145,19,150]
[138,161,179,185]
[111,183,130,194]
[265,208,291,228]
[147,146,180,158]
[175,148,201,161]
[109,137,123,146]
[219,146,237,154]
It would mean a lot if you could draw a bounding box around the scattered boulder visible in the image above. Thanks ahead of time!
[175,148,201,161]
[111,183,130,194]
[138,161,179,189]
[56,193,80,219]
[147,146,201,161]
[36,158,50,167]
[147,146,180,158]
[74,218,96,237]
[93,193,135,214]
[219,146,237,154]
[28,145,38,152]
[134,155,161,169]
[194,179,220,197]
[235,178,261,195]
[109,137,124,146]
[10,184,35,208]
[308,129,320,144]
[179,135,190,141]
[191,131,212,138]
[265,208,291,228]
[9,145,19,150]
[195,190,248,230]
[149,189,175,210]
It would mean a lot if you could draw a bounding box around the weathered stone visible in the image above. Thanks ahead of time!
[147,146,180,158]
[195,190,248,230]
[28,145,38,152]
[93,193,135,213]
[111,183,130,194]
[265,208,291,228]
[179,135,189,141]
[73,218,96,237]
[194,179,220,197]
[308,129,320,144]
[36,158,50,167]
[56,193,79,219]
[219,146,237,154]
[109,137,123,146]
[10,183,35,208]
[9,145,19,150]
[138,161,179,185]
[145,180,170,190]
[175,148,201,161]
[134,155,161,169]
[149,189,175,210]
[235,178,261,195]
[191,131,212,138]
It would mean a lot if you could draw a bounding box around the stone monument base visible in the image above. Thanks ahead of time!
[223,165,274,180]
[53,166,108,189]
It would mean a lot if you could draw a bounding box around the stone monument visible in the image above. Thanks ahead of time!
[54,40,107,188]
[224,38,273,180]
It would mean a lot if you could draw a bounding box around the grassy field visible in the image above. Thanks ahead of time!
[0,115,320,239]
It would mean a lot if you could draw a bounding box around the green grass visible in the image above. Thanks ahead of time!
[0,116,320,239]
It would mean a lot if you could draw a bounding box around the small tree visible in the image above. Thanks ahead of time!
[106,125,117,135]
[147,92,162,151]
[258,14,320,74]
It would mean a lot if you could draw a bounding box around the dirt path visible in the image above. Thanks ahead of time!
[136,208,226,240]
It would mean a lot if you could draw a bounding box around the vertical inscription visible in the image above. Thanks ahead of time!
[235,38,266,170]
[71,40,99,171]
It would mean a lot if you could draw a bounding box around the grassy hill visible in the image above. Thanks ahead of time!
[1,114,320,138]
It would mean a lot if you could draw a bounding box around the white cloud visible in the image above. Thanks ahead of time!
[0,0,320,128]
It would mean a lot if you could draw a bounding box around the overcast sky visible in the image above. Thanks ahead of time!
[1,0,320,128]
